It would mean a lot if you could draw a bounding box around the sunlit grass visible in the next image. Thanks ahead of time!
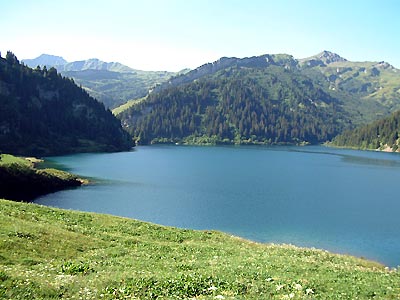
[0,154,31,167]
[112,96,147,116]
[1,199,399,299]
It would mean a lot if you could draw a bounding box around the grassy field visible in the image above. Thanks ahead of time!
[0,199,399,299]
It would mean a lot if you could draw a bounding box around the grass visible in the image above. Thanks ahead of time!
[0,154,32,167]
[0,154,83,202]
[112,96,147,116]
[0,199,399,299]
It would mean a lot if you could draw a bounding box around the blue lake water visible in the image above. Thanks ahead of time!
[35,145,400,267]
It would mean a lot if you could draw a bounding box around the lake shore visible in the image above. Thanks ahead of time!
[34,145,400,267]
[1,198,399,299]
[0,154,86,202]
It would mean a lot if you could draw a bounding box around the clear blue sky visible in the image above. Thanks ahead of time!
[1,0,399,71]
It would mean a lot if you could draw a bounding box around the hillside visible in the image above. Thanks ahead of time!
[117,51,400,145]
[0,51,133,156]
[300,51,400,125]
[23,54,177,109]
[0,154,83,202]
[119,60,349,145]
[22,54,67,68]
[62,68,173,109]
[1,199,399,299]
[332,109,400,152]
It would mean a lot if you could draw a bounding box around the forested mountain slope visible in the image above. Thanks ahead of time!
[119,65,348,145]
[0,52,132,156]
[332,109,400,152]
[118,51,400,145]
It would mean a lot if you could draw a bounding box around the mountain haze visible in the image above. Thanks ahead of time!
[22,54,134,72]
[22,54,177,109]
[22,54,67,68]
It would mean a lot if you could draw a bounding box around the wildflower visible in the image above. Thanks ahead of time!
[215,295,225,299]
[294,283,302,290]
[289,293,295,298]
[276,284,284,291]
[266,277,274,282]
[306,288,314,295]
[208,286,218,291]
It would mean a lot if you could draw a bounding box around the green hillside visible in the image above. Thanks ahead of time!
[0,52,133,156]
[301,53,400,125]
[117,51,400,145]
[118,64,349,145]
[0,154,83,201]
[112,96,147,116]
[62,69,174,109]
[1,199,399,299]
[331,109,400,152]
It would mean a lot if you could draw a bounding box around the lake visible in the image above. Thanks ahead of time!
[35,145,400,267]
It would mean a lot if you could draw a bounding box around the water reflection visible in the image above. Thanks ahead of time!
[289,147,400,168]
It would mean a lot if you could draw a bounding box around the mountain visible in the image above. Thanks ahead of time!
[299,53,400,126]
[117,51,400,145]
[22,55,134,72]
[299,50,347,67]
[22,54,67,68]
[57,58,135,73]
[0,51,133,156]
[62,68,175,109]
[152,54,297,93]
[23,54,177,109]
[332,109,400,152]
[119,63,348,145]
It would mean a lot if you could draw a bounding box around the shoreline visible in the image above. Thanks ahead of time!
[0,153,88,202]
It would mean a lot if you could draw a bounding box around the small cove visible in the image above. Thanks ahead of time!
[35,145,400,267]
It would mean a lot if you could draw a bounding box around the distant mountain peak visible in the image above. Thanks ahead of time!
[373,61,395,70]
[23,54,135,73]
[22,54,68,68]
[316,50,347,64]
[299,51,347,67]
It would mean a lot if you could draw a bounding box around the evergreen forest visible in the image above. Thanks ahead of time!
[332,109,400,151]
[0,52,132,156]
[119,66,349,145]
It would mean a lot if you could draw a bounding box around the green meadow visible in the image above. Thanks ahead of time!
[0,199,399,299]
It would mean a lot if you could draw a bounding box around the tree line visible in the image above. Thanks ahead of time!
[332,109,400,151]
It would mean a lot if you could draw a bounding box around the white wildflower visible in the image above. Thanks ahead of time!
[208,285,218,291]
[289,292,295,298]
[276,284,284,291]
[215,295,225,300]
[306,288,314,295]
[294,283,302,290]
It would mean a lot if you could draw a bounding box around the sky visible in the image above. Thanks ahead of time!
[1,0,400,71]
